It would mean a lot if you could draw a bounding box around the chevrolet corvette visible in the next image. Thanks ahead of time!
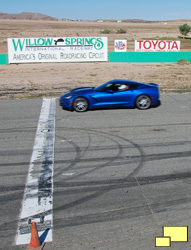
[59,79,160,112]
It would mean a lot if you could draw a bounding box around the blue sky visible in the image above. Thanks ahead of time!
[1,0,191,21]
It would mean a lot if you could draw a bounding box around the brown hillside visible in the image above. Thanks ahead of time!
[0,12,58,20]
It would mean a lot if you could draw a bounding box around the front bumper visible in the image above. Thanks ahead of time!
[59,98,73,110]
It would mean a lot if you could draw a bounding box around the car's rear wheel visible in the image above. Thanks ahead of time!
[73,97,88,112]
[135,95,151,110]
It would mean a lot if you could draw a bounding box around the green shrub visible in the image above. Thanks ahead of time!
[179,24,191,37]
[116,28,127,34]
[177,58,189,65]
[100,29,112,34]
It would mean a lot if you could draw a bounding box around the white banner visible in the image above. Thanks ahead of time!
[135,40,180,52]
[114,40,127,52]
[8,37,108,63]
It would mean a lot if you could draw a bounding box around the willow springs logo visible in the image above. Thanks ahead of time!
[12,37,104,51]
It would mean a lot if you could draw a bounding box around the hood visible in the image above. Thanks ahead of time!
[62,87,95,98]
[69,87,94,94]
[71,87,94,92]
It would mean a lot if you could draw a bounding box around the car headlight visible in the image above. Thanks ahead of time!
[65,95,72,99]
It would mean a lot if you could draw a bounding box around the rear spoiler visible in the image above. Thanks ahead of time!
[148,83,158,88]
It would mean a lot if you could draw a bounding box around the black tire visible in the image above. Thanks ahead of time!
[135,95,151,110]
[73,97,88,112]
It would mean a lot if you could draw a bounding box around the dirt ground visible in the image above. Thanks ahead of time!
[0,19,191,98]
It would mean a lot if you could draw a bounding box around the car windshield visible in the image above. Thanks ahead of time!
[94,82,113,92]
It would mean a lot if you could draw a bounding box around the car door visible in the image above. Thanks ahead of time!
[90,85,134,107]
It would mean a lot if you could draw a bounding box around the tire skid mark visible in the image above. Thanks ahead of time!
[54,125,191,228]
[2,194,191,233]
[54,132,92,178]
[54,205,151,229]
[53,127,146,226]
[56,127,143,181]
[59,133,124,181]
[51,195,191,229]
[1,148,191,169]
[1,169,191,201]
[55,122,191,131]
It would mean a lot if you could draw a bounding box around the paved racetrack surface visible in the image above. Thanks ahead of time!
[1,93,191,250]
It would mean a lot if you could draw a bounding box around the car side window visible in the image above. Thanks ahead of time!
[105,83,139,92]
[129,84,139,90]
[106,84,118,91]
[117,84,130,91]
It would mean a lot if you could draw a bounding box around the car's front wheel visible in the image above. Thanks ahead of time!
[135,95,151,110]
[73,97,88,112]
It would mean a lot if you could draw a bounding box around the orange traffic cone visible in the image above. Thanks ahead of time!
[27,222,45,250]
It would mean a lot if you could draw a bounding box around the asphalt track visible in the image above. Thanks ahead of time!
[1,93,191,250]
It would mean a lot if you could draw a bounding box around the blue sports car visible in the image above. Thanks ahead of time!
[59,79,160,112]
